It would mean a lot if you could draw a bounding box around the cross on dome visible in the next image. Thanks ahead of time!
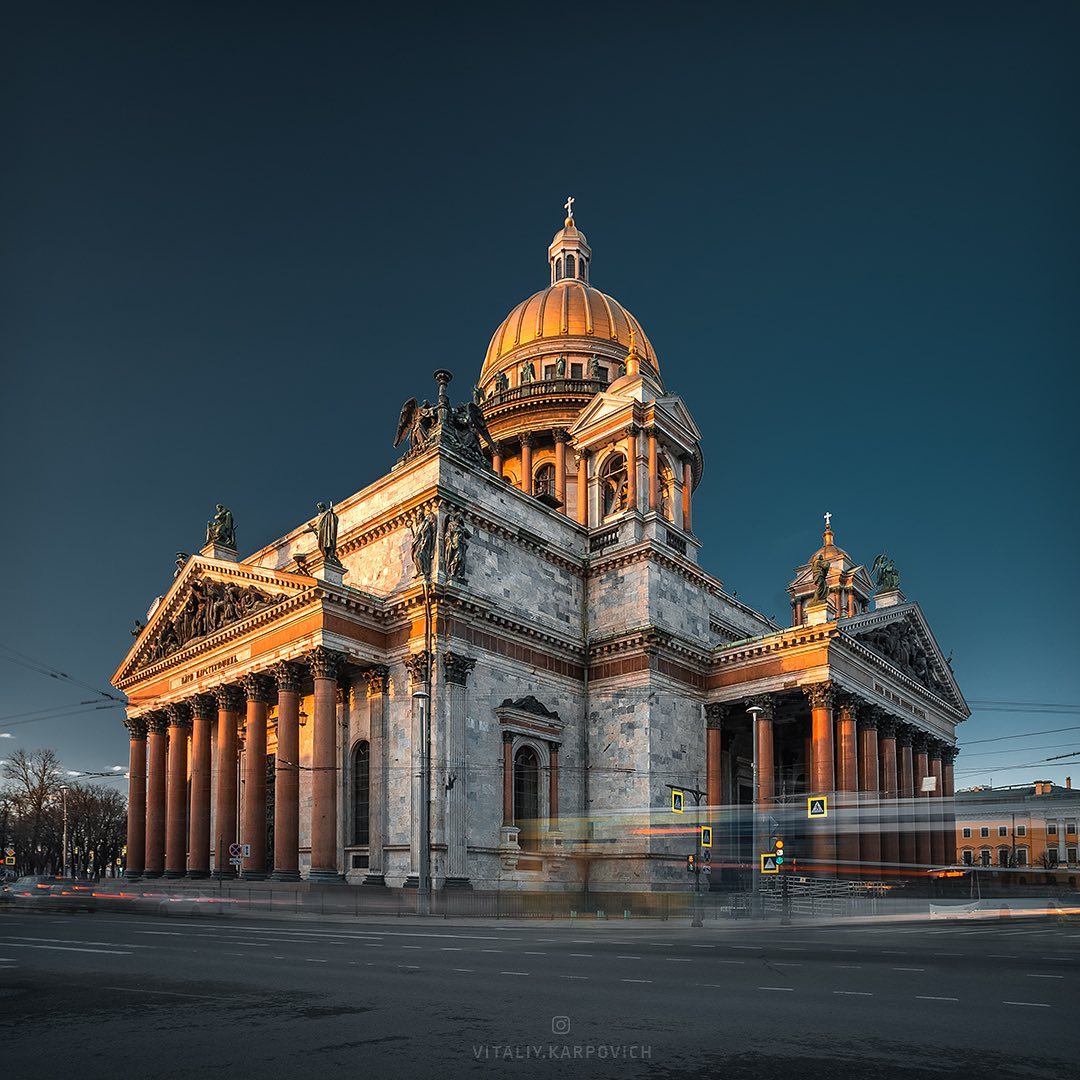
[564,195,575,223]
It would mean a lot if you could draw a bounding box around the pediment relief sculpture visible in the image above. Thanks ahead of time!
[851,618,948,697]
[137,577,283,669]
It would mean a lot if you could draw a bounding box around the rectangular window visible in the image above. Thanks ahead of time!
[1016,824,1027,836]
[1047,848,1059,865]
[980,826,989,838]
[543,365,556,380]
[962,827,972,839]
[597,366,609,383]
[962,850,973,865]
[1067,822,1077,835]
[1048,823,1058,835]
[570,362,583,379]
[998,826,1008,837]
[1068,848,1078,864]
[1016,848,1028,866]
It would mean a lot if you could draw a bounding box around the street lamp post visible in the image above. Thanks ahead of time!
[60,785,69,879]
[746,704,763,917]
[414,690,432,916]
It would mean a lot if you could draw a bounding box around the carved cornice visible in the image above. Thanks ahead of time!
[443,651,477,687]
[146,711,170,735]
[165,702,192,728]
[403,651,430,685]
[704,702,727,729]
[307,646,345,681]
[242,672,274,704]
[123,716,148,740]
[271,661,303,695]
[802,682,835,710]
[214,685,244,712]
[364,665,390,697]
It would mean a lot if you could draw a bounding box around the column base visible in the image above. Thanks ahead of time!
[442,877,472,890]
[402,875,419,889]
[271,869,302,882]
[211,868,238,880]
[123,871,143,882]
[186,868,211,880]
[241,871,268,881]
[163,869,186,879]
[360,873,387,887]
[142,870,163,880]
[307,869,345,884]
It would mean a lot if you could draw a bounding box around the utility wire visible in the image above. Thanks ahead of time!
[1,704,121,729]
[0,644,125,704]
[962,724,1080,745]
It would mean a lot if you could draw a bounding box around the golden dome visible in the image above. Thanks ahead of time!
[481,280,658,383]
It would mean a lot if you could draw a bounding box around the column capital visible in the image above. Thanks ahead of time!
[403,651,430,686]
[336,681,351,707]
[213,684,244,712]
[191,693,216,720]
[502,730,515,745]
[877,715,899,739]
[624,423,639,440]
[547,740,560,754]
[802,681,835,710]
[146,710,170,735]
[271,661,303,695]
[856,710,879,732]
[518,431,535,448]
[745,693,777,719]
[926,737,946,759]
[574,446,591,464]
[123,715,148,740]
[307,646,345,681]
[644,425,659,439]
[363,664,391,697]
[242,672,274,704]
[166,701,192,728]
[552,427,568,443]
[941,745,960,764]
[895,722,916,746]
[911,729,931,753]
[704,702,727,729]
[443,651,477,687]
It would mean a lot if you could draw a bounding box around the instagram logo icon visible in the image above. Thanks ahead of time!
[551,1016,571,1036]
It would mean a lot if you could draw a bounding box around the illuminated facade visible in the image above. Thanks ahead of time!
[113,210,969,890]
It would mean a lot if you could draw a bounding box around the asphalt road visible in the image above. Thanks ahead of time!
[1,907,1077,1079]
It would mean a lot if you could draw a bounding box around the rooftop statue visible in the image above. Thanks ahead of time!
[394,398,438,457]
[872,552,901,592]
[308,501,340,564]
[206,504,236,549]
[810,553,830,602]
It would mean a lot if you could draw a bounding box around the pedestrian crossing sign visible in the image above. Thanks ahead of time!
[671,789,684,813]
[807,796,828,818]
[700,826,712,848]
[761,853,779,873]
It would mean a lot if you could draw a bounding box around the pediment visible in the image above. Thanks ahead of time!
[114,557,315,684]
[839,603,968,715]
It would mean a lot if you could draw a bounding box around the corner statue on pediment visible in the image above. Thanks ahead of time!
[411,509,437,581]
[394,398,438,457]
[205,504,236,549]
[872,552,901,593]
[810,554,830,602]
[443,508,470,580]
[308,502,340,565]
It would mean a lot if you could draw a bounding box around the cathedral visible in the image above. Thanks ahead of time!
[113,208,969,892]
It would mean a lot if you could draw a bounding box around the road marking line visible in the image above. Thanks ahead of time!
[616,955,641,960]
[690,944,715,949]
[398,965,420,970]
[717,960,745,965]
[102,986,214,999]
[758,986,794,992]
[501,971,530,976]
[1027,974,1064,979]
[835,965,862,969]
[401,945,422,950]
[366,944,384,948]
[622,979,651,984]
[893,967,924,972]
[481,949,503,953]
[4,944,131,955]
[1003,1001,1051,1008]
[834,991,873,996]
[665,958,692,963]
[569,953,593,957]
[730,945,757,950]
[561,975,588,980]
[648,943,675,947]
[773,962,802,967]
[453,968,474,973]
[988,954,1018,959]
[4,936,151,949]
[524,951,546,955]
[917,996,958,1002]
[303,958,327,963]
[440,947,462,951]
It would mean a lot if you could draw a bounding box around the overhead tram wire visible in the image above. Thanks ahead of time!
[0,700,120,724]
[2,703,122,728]
[0,643,126,704]
[962,724,1080,745]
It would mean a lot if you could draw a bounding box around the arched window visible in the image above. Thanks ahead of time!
[351,741,370,846]
[555,256,563,281]
[514,746,541,852]
[565,254,575,279]
[579,257,587,281]
[599,453,629,517]
[534,462,556,499]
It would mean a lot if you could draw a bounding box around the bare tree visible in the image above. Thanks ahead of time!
[2,749,64,873]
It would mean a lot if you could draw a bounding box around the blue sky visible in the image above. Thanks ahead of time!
[1,2,1077,790]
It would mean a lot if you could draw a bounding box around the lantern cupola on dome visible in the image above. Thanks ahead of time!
[549,196,592,284]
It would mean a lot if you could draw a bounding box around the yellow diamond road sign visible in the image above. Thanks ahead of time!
[807,796,828,818]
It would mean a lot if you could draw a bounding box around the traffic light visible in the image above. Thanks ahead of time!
[686,853,696,873]
[774,838,785,866]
